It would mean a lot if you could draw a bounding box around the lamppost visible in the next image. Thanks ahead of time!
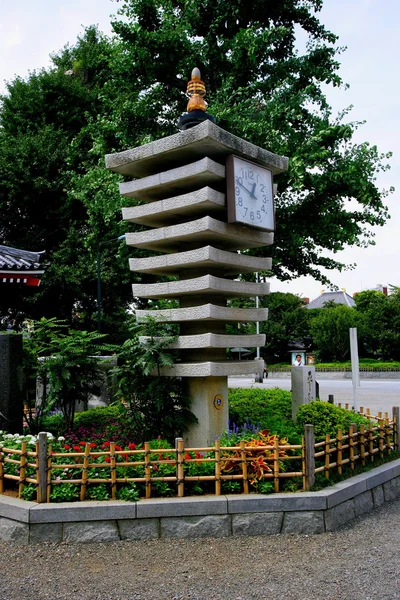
[97,234,126,332]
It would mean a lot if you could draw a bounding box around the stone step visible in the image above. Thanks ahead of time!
[106,120,288,178]
[119,157,225,201]
[125,216,273,253]
[136,304,268,323]
[132,274,269,300]
[139,333,265,349]
[122,187,225,227]
[129,246,271,276]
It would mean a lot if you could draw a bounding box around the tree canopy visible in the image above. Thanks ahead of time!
[0,0,392,331]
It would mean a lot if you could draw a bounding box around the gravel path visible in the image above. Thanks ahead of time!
[2,500,400,600]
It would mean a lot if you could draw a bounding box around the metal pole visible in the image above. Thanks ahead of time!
[97,235,126,333]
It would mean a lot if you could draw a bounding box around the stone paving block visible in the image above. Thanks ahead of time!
[325,478,367,509]
[30,522,63,544]
[227,493,326,514]
[324,499,356,532]
[137,496,227,519]
[30,500,136,523]
[0,516,29,543]
[63,520,120,543]
[118,518,160,541]
[0,495,33,523]
[160,515,231,539]
[372,485,385,508]
[353,490,374,517]
[281,511,325,535]
[383,476,400,502]
[232,512,283,536]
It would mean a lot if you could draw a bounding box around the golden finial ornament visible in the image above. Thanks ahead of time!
[186,67,207,112]
[178,67,215,131]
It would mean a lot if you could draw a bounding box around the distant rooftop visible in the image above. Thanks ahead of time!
[305,290,355,309]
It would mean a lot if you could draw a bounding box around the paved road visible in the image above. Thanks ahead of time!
[228,376,400,417]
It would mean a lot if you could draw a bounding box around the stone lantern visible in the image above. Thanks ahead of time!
[105,69,288,445]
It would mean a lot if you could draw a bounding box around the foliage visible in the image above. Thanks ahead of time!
[354,289,400,360]
[308,304,364,362]
[296,400,371,440]
[228,387,301,443]
[111,318,197,442]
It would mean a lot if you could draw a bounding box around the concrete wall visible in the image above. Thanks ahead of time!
[1,458,400,544]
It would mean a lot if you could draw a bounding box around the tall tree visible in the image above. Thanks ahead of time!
[0,1,392,332]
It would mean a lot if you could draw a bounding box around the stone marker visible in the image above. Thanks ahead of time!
[291,366,316,421]
[105,69,288,445]
[0,334,24,433]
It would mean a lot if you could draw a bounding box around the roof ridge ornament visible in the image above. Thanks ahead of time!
[178,67,215,131]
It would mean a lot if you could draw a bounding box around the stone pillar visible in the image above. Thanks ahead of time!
[183,376,228,446]
[291,366,316,422]
[0,334,24,433]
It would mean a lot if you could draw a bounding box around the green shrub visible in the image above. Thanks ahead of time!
[228,387,301,443]
[296,400,371,439]
[40,413,65,436]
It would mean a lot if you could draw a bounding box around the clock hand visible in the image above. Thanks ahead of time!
[235,177,255,198]
[250,182,257,199]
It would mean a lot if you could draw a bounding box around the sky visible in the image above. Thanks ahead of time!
[0,0,398,301]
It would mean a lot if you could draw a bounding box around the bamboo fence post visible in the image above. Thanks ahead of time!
[393,407,399,451]
[175,438,184,498]
[80,443,91,501]
[303,424,315,491]
[349,424,355,470]
[0,442,4,494]
[378,419,384,458]
[144,441,152,499]
[337,429,343,475]
[273,437,280,493]
[37,432,48,503]
[360,425,366,466]
[324,434,330,479]
[214,439,221,496]
[18,440,27,498]
[368,422,374,462]
[385,417,391,455]
[345,403,349,411]
[239,440,249,494]
[46,443,52,503]
[378,411,382,420]
[328,394,334,404]
[110,442,117,499]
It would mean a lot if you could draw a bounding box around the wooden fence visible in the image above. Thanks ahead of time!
[0,407,398,503]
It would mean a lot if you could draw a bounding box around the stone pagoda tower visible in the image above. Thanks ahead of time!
[106,69,288,445]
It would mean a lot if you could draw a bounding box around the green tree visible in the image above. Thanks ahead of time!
[0,2,392,332]
[309,304,364,362]
[354,289,400,359]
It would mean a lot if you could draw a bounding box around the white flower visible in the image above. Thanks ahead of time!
[57,436,65,441]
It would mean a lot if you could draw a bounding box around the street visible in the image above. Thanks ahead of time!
[228,376,400,417]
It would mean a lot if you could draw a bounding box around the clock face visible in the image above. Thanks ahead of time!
[226,155,275,231]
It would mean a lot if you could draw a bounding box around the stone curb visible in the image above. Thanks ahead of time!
[1,458,399,543]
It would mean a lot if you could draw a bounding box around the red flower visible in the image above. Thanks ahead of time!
[105,456,111,463]
[79,441,86,446]
[115,444,122,451]
[73,445,81,451]
[128,443,136,450]
[103,441,110,447]
[89,443,97,448]
[185,452,191,460]
[64,445,71,450]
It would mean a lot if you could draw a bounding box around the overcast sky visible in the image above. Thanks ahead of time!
[0,0,398,300]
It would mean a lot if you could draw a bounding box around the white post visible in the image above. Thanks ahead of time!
[349,327,360,412]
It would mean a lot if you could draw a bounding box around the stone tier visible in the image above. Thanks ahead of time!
[136,304,268,323]
[139,333,265,349]
[130,246,271,277]
[122,187,225,228]
[125,217,273,253]
[158,361,265,377]
[119,157,225,201]
[132,275,269,300]
[106,119,288,178]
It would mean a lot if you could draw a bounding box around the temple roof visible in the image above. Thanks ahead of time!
[305,290,355,309]
[0,245,46,286]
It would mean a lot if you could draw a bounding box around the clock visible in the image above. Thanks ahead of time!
[226,155,275,231]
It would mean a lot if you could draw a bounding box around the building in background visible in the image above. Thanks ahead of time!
[0,245,46,287]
